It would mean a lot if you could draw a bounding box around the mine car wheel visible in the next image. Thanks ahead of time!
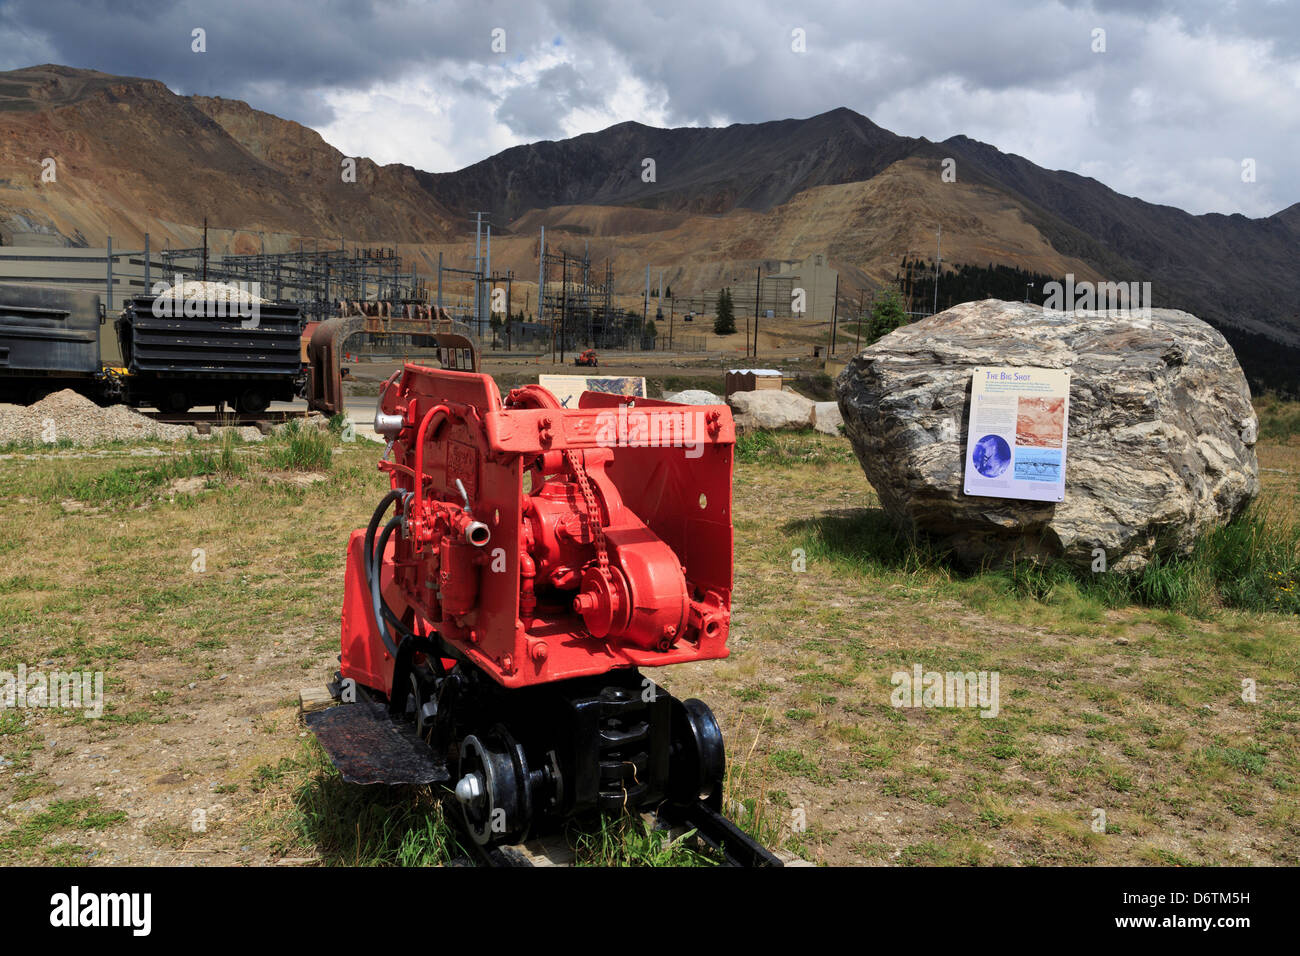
[668,697,726,807]
[408,671,438,742]
[237,388,270,414]
[454,731,532,846]
[159,391,192,413]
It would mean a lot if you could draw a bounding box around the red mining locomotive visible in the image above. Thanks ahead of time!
[307,362,778,864]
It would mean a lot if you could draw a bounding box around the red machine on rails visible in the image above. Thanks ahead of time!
[313,362,781,861]
[340,364,735,695]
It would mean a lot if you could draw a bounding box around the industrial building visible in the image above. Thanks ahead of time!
[0,244,169,309]
[765,252,838,324]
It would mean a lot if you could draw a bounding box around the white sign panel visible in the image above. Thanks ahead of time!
[963,367,1070,503]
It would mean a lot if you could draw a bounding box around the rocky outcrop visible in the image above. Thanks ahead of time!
[835,300,1259,572]
[729,389,815,430]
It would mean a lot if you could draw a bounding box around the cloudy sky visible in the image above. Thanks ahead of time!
[1,0,1296,217]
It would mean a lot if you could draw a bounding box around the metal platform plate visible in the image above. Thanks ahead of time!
[305,700,449,786]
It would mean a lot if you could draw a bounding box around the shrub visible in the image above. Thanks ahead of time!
[266,421,334,471]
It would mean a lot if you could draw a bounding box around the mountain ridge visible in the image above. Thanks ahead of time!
[0,64,1295,390]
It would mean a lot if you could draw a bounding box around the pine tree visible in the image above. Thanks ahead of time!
[714,288,736,335]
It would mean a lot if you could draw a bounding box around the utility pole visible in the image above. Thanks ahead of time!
[656,269,664,344]
[537,225,546,334]
[752,266,762,358]
[932,226,942,316]
[560,251,569,365]
[904,254,912,313]
[643,265,650,344]
[855,290,863,351]
[828,273,840,356]
[472,213,481,328]
[201,217,208,282]
[471,212,491,336]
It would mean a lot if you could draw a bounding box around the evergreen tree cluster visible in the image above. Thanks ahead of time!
[897,258,1059,314]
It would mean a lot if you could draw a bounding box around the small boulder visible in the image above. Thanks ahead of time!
[663,389,724,405]
[729,389,815,430]
[812,401,843,435]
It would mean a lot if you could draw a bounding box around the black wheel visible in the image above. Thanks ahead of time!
[158,390,191,413]
[668,698,725,808]
[237,388,269,414]
[454,730,532,846]
[408,672,438,742]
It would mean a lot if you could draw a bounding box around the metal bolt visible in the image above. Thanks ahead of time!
[454,772,484,806]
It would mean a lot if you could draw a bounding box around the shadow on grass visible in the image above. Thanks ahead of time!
[782,507,950,576]
[278,743,465,866]
[782,501,1300,617]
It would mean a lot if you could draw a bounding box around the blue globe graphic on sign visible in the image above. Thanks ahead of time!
[972,434,1012,478]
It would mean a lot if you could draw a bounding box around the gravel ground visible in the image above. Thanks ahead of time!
[0,390,194,445]
[0,390,329,446]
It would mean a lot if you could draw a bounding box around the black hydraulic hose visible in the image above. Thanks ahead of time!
[367,506,412,637]
[363,490,404,587]
[370,514,408,659]
[373,513,450,716]
[363,490,450,713]
[363,491,409,656]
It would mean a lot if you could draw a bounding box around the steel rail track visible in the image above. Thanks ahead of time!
[309,679,787,868]
[140,409,309,426]
[439,791,784,868]
[139,408,312,434]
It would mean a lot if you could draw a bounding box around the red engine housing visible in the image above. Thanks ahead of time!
[340,365,735,693]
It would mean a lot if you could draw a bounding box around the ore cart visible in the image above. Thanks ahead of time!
[117,294,305,413]
[0,285,107,404]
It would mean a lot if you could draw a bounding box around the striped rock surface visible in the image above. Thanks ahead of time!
[835,300,1259,572]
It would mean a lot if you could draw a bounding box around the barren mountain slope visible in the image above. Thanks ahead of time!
[0,65,457,248]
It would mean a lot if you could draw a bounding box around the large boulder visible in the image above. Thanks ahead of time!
[729,389,815,430]
[836,300,1259,572]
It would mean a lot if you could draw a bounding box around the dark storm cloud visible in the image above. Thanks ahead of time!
[494,62,603,139]
[0,0,1294,215]
[0,0,553,123]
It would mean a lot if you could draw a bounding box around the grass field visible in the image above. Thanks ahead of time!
[1,403,1297,866]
